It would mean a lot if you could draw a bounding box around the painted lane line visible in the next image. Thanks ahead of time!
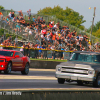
[0,75,56,80]
[29,68,55,72]
[1,88,100,91]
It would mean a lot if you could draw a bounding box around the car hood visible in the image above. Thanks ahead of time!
[59,61,100,70]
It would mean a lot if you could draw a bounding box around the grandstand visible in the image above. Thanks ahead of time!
[0,9,100,51]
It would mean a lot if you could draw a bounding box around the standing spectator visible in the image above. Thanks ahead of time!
[20,43,25,55]
[28,17,31,21]
[0,35,3,43]
[12,17,16,22]
[27,9,31,20]
[24,42,30,57]
[40,16,43,22]
[49,21,53,28]
[16,16,19,20]
[16,23,20,32]
[88,40,91,49]
[9,36,12,42]
[0,12,3,19]
[82,37,87,48]
[52,32,56,44]
[41,45,45,59]
[29,29,32,35]
[0,42,3,49]
[15,36,18,45]
[51,44,55,59]
[76,37,80,51]
[2,17,8,26]
[33,16,36,22]
[18,10,23,17]
[11,12,15,19]
[25,26,29,32]
[59,37,62,47]
[8,12,11,18]
[41,27,47,37]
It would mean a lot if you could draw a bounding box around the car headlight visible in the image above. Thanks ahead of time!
[88,70,94,74]
[58,67,61,71]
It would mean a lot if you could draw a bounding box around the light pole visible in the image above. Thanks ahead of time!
[90,7,96,44]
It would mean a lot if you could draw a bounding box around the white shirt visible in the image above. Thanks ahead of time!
[29,30,32,35]
[9,13,11,17]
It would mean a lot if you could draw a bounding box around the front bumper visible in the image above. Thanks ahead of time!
[55,73,94,82]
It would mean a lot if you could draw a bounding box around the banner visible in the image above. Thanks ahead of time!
[47,50,52,58]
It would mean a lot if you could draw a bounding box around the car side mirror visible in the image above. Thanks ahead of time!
[15,55,20,58]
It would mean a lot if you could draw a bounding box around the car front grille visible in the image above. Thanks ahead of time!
[0,59,5,62]
[61,67,88,75]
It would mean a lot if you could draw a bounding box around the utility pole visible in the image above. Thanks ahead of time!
[90,7,96,44]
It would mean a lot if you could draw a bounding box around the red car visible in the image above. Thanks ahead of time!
[0,49,30,75]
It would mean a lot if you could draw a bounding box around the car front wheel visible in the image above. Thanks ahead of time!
[77,80,83,85]
[58,78,65,84]
[4,62,12,74]
[93,74,100,87]
[21,63,29,75]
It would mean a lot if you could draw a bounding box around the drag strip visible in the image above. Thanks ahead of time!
[0,68,99,89]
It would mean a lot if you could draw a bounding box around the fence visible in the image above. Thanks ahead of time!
[0,18,36,44]
[1,45,72,60]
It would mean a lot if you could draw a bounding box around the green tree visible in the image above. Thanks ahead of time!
[0,29,4,36]
[87,21,100,33]
[37,5,86,29]
[0,5,4,10]
[92,28,100,38]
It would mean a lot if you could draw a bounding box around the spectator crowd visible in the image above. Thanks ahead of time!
[0,9,100,59]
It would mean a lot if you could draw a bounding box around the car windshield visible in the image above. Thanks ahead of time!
[0,51,14,57]
[70,53,100,63]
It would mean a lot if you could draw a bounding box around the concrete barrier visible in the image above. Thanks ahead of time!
[1,89,100,100]
[30,60,62,69]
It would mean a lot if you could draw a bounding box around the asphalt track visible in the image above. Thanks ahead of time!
[0,68,100,90]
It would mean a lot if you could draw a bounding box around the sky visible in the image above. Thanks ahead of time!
[0,0,100,29]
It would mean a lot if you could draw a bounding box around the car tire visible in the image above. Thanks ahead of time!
[77,80,83,85]
[58,78,65,84]
[21,63,29,75]
[93,74,100,87]
[4,62,12,74]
